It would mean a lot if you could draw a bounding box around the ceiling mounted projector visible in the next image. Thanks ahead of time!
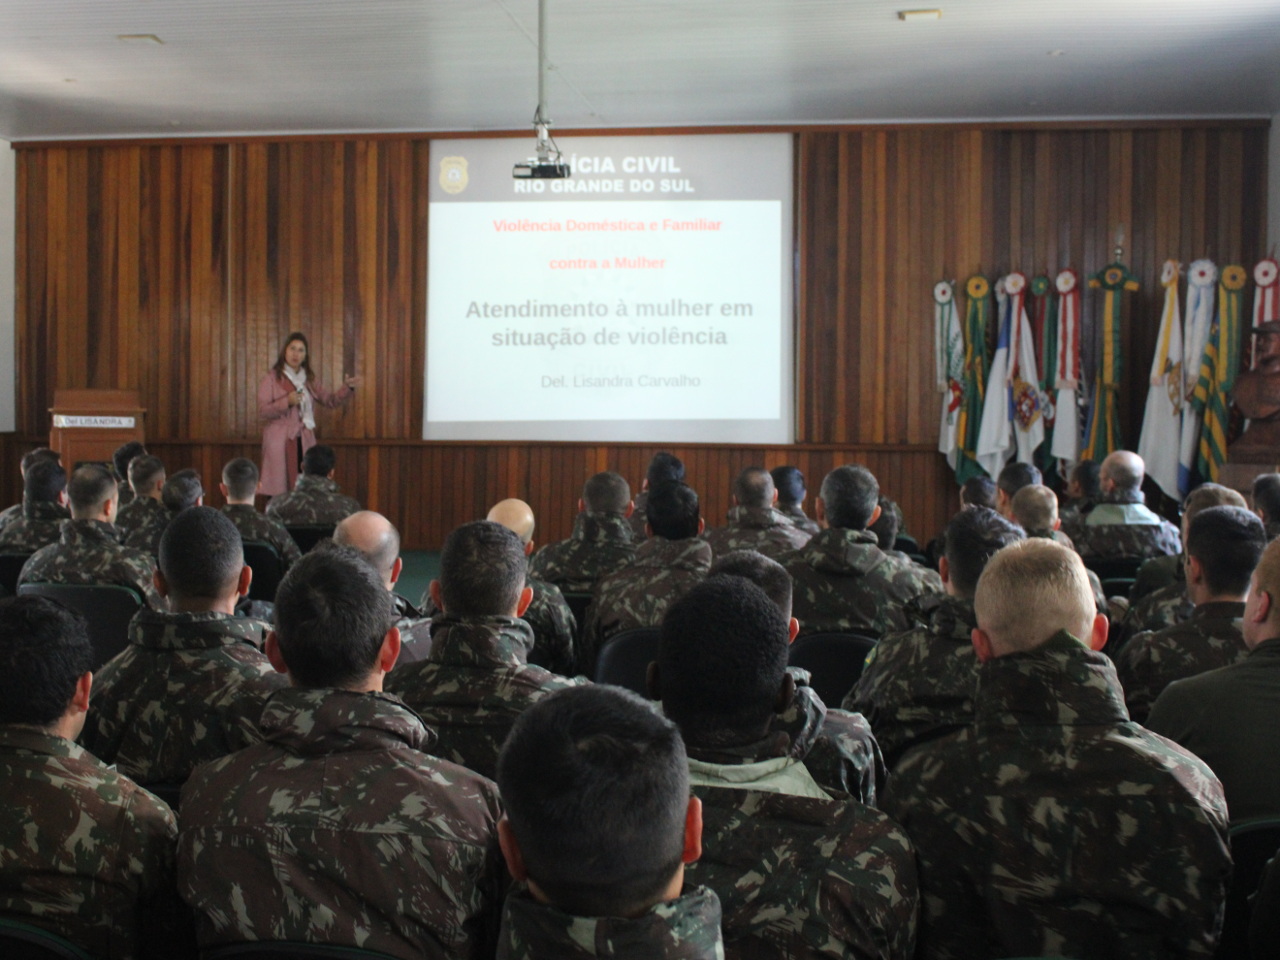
[514,0,570,180]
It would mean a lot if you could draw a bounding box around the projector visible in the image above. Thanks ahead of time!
[513,159,571,179]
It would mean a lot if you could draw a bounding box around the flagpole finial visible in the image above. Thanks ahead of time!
[1113,223,1126,264]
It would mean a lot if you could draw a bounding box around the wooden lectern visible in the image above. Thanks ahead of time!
[49,389,146,470]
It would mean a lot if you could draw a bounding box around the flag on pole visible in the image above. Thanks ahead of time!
[1030,275,1058,473]
[1193,265,1246,483]
[1178,260,1217,494]
[954,275,992,483]
[1051,269,1082,466]
[977,277,1015,477]
[1003,272,1046,463]
[1253,259,1280,352]
[1137,260,1184,498]
[1083,262,1139,461]
[934,280,964,469]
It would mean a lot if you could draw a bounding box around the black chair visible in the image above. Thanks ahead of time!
[205,943,403,960]
[0,918,94,960]
[285,524,335,554]
[594,627,661,696]
[1084,556,1145,582]
[1100,577,1137,600]
[17,583,143,669]
[1216,817,1280,959]
[241,540,285,603]
[562,591,593,632]
[0,552,32,596]
[787,631,879,707]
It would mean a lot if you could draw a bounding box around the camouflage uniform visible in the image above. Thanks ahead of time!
[115,495,166,545]
[778,502,821,537]
[0,500,21,532]
[1061,494,1182,561]
[20,519,164,610]
[498,886,725,960]
[628,489,651,540]
[782,528,943,638]
[81,609,284,785]
[844,594,978,768]
[0,725,191,959]
[123,506,176,557]
[387,615,586,779]
[1124,578,1195,636]
[680,694,919,960]
[264,474,361,526]
[220,503,303,569]
[392,593,434,665]
[0,498,70,553]
[580,537,713,674]
[116,482,136,509]
[1116,601,1248,724]
[528,511,637,593]
[883,631,1232,960]
[178,687,505,960]
[701,505,812,561]
[1132,553,1180,602]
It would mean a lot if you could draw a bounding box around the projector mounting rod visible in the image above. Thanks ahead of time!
[515,0,570,178]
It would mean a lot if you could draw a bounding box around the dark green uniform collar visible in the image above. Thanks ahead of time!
[976,630,1129,727]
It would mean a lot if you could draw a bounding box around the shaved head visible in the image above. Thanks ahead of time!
[1101,450,1145,496]
[488,498,536,545]
[334,510,401,588]
[975,539,1097,656]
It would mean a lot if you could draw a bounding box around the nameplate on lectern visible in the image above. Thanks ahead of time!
[52,415,137,429]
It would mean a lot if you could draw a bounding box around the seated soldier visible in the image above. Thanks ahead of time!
[115,454,166,542]
[0,457,68,552]
[925,475,998,567]
[1010,484,1106,610]
[265,443,361,526]
[0,595,189,958]
[178,545,504,959]
[783,465,941,637]
[1252,472,1280,541]
[702,466,810,561]
[581,482,712,674]
[219,457,302,569]
[387,521,584,780]
[1117,506,1264,723]
[1124,483,1247,635]
[868,495,909,560]
[0,447,64,533]
[495,685,722,959]
[846,507,1024,768]
[654,576,919,960]
[19,464,164,609]
[629,451,686,540]
[111,440,147,510]
[124,467,202,556]
[771,464,820,536]
[529,470,637,593]
[709,549,886,806]
[1061,450,1181,560]
[334,510,432,665]
[993,461,1041,522]
[1149,536,1280,823]
[1058,459,1101,528]
[82,507,284,785]
[884,539,1231,960]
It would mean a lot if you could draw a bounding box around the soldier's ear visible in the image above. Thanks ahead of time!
[219,482,230,499]
[682,796,703,864]
[515,585,534,617]
[624,500,635,518]
[69,671,92,716]
[646,661,662,700]
[429,580,445,614]
[788,617,800,642]
[697,518,705,535]
[1186,555,1206,587]
[153,569,170,599]
[524,540,535,557]
[1053,517,1062,531]
[771,488,779,505]
[577,498,585,514]
[389,556,403,587]
[497,818,528,882]
[867,504,882,529]
[971,627,995,663]
[939,556,950,586]
[644,521,655,540]
[237,565,253,598]
[265,631,290,676]
[815,497,827,525]
[1088,613,1109,652]
[377,625,401,675]
[774,670,796,712]
[58,490,68,508]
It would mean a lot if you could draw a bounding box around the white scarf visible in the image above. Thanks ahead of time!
[282,365,315,430]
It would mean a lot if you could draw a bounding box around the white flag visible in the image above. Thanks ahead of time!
[1178,260,1216,495]
[976,277,1014,478]
[934,281,964,468]
[1138,260,1184,498]
[1050,270,1082,466]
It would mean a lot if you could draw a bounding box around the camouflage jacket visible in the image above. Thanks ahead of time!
[783,528,943,638]
[20,519,165,610]
[681,703,919,960]
[116,495,166,545]
[386,615,586,780]
[220,503,303,569]
[529,511,637,593]
[777,502,821,537]
[844,594,978,768]
[581,537,714,674]
[1125,579,1196,636]
[498,886,725,960]
[1116,601,1249,725]
[178,687,505,960]
[701,505,812,561]
[420,577,578,678]
[1132,553,1181,603]
[392,593,434,666]
[0,498,70,553]
[265,474,361,526]
[1063,496,1182,561]
[81,609,284,784]
[628,489,651,540]
[0,500,20,533]
[0,725,190,959]
[122,502,176,557]
[883,631,1231,960]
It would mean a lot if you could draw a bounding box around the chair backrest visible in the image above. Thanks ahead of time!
[0,552,33,596]
[0,918,94,960]
[17,582,143,670]
[561,591,593,632]
[204,941,404,960]
[285,524,335,554]
[1084,556,1145,581]
[1100,577,1137,600]
[787,631,879,706]
[241,540,285,603]
[594,627,662,695]
[1218,818,1280,958]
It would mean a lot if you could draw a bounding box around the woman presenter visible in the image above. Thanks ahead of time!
[257,332,361,496]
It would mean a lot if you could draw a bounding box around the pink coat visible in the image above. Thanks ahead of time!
[257,371,353,496]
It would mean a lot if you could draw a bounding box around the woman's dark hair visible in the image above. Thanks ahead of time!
[272,331,314,382]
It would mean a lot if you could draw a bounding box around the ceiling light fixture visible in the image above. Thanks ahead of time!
[117,34,163,44]
[513,0,569,179]
[898,9,942,21]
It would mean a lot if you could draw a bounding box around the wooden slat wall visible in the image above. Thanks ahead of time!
[9,124,1268,547]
